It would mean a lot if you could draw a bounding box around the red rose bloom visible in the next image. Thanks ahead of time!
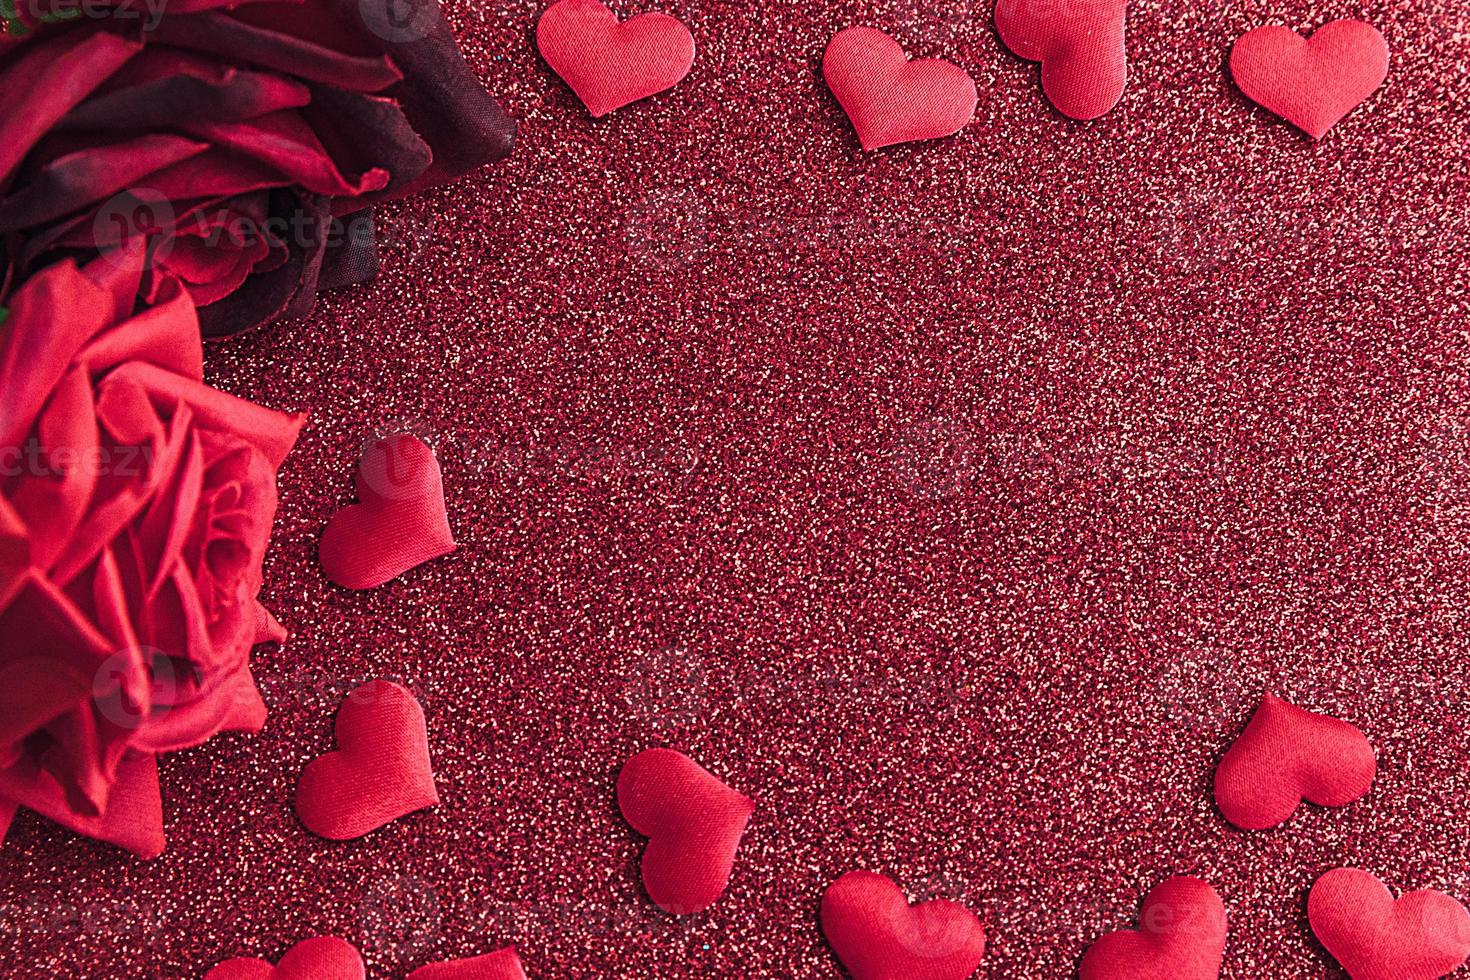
[0,244,303,856]
[0,0,515,337]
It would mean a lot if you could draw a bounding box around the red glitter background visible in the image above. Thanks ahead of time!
[3,0,1469,977]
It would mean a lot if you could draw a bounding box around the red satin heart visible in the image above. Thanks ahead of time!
[408,947,527,979]
[1230,20,1389,140]
[319,433,456,590]
[820,870,986,980]
[822,27,977,151]
[294,680,438,840]
[1309,868,1470,980]
[1079,876,1227,980]
[1214,694,1376,830]
[617,748,754,914]
[995,0,1128,120]
[538,0,695,117]
[205,937,365,980]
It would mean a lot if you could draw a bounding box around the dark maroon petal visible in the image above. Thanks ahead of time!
[0,135,207,232]
[59,65,312,132]
[0,27,141,182]
[178,111,390,197]
[317,208,378,290]
[147,10,402,92]
[14,150,286,268]
[302,85,431,198]
[115,147,288,203]
[358,0,516,198]
[23,0,296,18]
[224,0,516,203]
[196,190,328,339]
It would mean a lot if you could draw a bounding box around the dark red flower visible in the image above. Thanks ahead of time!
[0,0,515,337]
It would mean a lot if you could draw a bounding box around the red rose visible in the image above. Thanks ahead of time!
[0,0,515,337]
[0,243,303,856]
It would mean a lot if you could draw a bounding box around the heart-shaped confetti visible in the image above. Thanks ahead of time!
[319,433,456,590]
[1309,868,1470,980]
[994,0,1128,120]
[1214,694,1376,830]
[1079,876,1227,979]
[205,937,365,979]
[1230,20,1389,139]
[617,748,754,913]
[408,947,528,979]
[537,0,696,117]
[294,680,439,840]
[820,870,987,980]
[822,27,977,150]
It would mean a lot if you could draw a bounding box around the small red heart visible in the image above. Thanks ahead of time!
[617,748,754,913]
[1309,868,1470,980]
[408,947,527,979]
[319,433,456,590]
[205,937,364,979]
[822,27,977,151]
[1079,876,1227,980]
[538,0,695,117]
[820,870,986,980]
[994,0,1128,120]
[1214,693,1375,830]
[294,680,438,840]
[1230,20,1389,139]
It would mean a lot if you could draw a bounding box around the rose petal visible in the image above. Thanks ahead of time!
[60,64,314,132]
[0,28,140,182]
[179,111,390,197]
[0,134,208,233]
[0,259,116,448]
[100,361,304,469]
[0,749,164,858]
[149,10,402,92]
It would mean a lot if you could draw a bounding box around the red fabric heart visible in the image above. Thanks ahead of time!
[205,937,365,979]
[294,680,438,840]
[1309,868,1470,980]
[820,870,986,980]
[1230,21,1389,140]
[1214,693,1376,830]
[1079,876,1227,980]
[616,748,754,914]
[319,433,456,590]
[537,0,696,117]
[822,27,977,151]
[994,0,1128,120]
[408,947,527,979]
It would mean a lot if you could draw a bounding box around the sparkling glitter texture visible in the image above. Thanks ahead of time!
[3,0,1469,977]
